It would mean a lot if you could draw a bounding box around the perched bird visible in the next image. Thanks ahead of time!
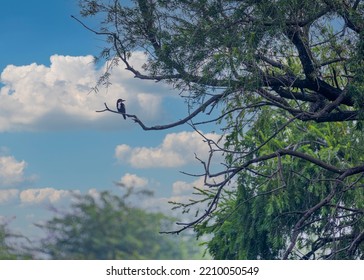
[116,99,126,120]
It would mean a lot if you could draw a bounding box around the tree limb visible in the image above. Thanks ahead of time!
[96,93,223,130]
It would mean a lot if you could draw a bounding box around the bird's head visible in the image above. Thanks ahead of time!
[117,99,126,103]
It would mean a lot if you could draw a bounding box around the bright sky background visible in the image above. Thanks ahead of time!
[0,0,222,240]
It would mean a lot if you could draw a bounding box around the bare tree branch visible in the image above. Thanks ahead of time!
[96,93,223,130]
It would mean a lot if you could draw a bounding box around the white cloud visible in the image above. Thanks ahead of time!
[87,188,101,200]
[139,172,235,220]
[0,189,19,203]
[0,52,167,131]
[136,93,162,120]
[138,177,207,213]
[0,156,27,187]
[19,188,71,204]
[120,173,148,188]
[115,144,132,163]
[115,131,222,168]
[172,178,203,195]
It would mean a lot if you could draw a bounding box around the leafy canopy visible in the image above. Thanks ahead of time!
[77,0,364,259]
[36,189,204,259]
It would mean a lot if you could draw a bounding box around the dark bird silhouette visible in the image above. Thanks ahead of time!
[116,99,126,119]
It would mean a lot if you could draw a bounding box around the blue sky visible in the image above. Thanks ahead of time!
[0,0,222,239]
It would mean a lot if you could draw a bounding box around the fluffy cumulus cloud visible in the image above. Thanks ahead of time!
[140,177,208,213]
[87,188,101,200]
[0,187,72,205]
[19,188,71,204]
[0,52,167,131]
[172,180,200,195]
[115,131,223,168]
[140,173,235,216]
[120,173,148,188]
[0,156,28,187]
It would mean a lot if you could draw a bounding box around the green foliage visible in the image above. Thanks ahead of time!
[197,111,364,259]
[0,224,31,260]
[36,190,205,259]
[77,0,364,259]
[0,224,16,260]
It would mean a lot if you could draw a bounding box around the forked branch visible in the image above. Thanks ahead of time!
[96,93,223,130]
